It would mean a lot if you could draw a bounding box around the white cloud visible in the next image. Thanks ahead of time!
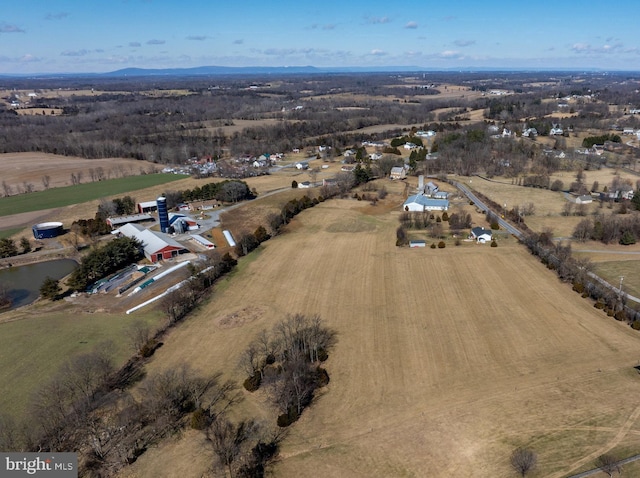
[370,49,387,56]
[146,39,166,45]
[366,16,390,25]
[187,35,208,41]
[61,49,90,57]
[0,24,25,33]
[19,54,41,63]
[454,40,475,47]
[45,12,69,20]
[405,21,418,29]
[571,42,625,54]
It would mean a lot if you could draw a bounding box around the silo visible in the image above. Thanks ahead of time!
[32,222,65,239]
[157,196,169,233]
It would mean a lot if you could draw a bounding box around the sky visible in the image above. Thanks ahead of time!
[1,0,639,74]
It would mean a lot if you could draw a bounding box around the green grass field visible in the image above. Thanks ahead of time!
[593,261,640,301]
[0,228,23,239]
[0,305,165,419]
[0,174,188,217]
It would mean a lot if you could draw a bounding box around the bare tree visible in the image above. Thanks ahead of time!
[2,181,12,197]
[41,175,51,189]
[307,167,319,185]
[128,320,152,355]
[595,454,621,477]
[510,447,537,477]
[0,413,19,451]
[207,414,257,478]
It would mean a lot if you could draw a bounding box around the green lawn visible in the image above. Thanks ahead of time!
[0,305,165,420]
[0,228,23,239]
[0,174,188,217]
[593,260,640,301]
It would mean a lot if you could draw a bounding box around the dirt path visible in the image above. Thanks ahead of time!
[552,403,640,477]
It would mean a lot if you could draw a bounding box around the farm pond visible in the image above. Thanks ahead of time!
[0,259,77,311]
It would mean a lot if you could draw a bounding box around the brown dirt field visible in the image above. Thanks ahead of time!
[0,153,161,192]
[462,175,569,217]
[119,189,640,478]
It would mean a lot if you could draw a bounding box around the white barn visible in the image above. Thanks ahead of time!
[402,195,449,212]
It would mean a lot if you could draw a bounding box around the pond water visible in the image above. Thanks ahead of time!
[0,259,77,311]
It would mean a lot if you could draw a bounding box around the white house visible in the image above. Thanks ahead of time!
[470,227,492,243]
[576,195,593,204]
[402,195,449,212]
[550,125,564,136]
[390,166,407,180]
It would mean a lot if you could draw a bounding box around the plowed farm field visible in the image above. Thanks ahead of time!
[121,197,640,478]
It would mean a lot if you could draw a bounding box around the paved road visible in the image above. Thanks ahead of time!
[452,180,640,305]
[452,180,523,239]
[190,187,291,234]
[566,453,640,477]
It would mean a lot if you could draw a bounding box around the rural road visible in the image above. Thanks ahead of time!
[452,180,523,238]
[565,453,640,477]
[452,180,640,305]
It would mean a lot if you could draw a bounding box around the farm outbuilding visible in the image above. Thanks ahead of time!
[402,195,449,212]
[117,223,189,263]
[106,213,154,229]
[32,222,64,239]
[137,200,158,214]
[168,213,200,232]
[190,234,215,250]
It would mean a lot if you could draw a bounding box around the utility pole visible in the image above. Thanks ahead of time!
[619,276,624,300]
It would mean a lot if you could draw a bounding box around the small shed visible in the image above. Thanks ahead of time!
[409,240,426,248]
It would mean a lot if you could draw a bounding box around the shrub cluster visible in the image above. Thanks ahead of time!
[240,314,335,428]
[399,211,432,230]
[165,179,254,205]
[573,213,640,245]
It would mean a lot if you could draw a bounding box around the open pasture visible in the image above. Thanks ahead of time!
[122,195,640,478]
[0,153,162,193]
[0,303,164,419]
[0,172,188,218]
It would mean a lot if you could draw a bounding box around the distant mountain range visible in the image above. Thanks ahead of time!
[0,65,627,79]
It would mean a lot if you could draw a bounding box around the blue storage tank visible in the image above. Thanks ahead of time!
[157,196,169,233]
[32,222,64,239]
